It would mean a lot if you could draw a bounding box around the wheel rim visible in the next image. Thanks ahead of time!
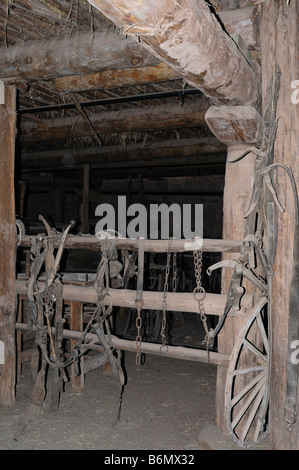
[225,296,270,447]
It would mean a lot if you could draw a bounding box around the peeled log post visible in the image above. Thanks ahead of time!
[88,0,260,107]
[260,1,299,450]
[0,85,17,407]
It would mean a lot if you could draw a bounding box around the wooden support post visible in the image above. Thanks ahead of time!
[260,1,299,450]
[216,144,256,434]
[204,101,263,436]
[0,85,17,407]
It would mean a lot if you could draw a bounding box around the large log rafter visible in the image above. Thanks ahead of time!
[21,99,209,142]
[0,30,159,82]
[22,136,226,169]
[88,0,260,107]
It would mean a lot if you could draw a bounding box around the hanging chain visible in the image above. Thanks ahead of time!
[161,239,172,351]
[193,249,211,360]
[135,301,143,365]
[172,251,177,293]
[135,237,145,365]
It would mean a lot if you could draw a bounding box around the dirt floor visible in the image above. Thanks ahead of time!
[0,352,217,451]
[0,311,220,451]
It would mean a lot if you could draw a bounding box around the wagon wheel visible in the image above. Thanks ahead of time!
[225,296,270,447]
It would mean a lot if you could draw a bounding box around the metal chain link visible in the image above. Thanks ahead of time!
[193,249,211,359]
[172,251,177,293]
[161,239,172,351]
[135,301,143,365]
[135,237,145,365]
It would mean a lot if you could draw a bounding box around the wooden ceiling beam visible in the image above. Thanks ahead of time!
[21,137,226,169]
[53,6,259,93]
[0,30,159,82]
[87,0,260,107]
[20,99,209,142]
[53,62,180,93]
[0,5,258,89]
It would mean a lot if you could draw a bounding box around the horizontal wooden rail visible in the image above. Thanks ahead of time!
[15,322,230,366]
[18,235,243,253]
[16,280,253,316]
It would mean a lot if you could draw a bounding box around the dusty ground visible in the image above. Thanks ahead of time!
[0,313,218,451]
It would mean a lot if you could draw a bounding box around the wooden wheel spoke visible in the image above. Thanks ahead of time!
[231,374,267,430]
[226,297,270,446]
[233,365,267,376]
[240,382,267,442]
[256,311,269,355]
[242,338,268,364]
[231,370,267,407]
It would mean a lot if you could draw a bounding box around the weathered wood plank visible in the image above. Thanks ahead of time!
[0,85,17,407]
[88,0,260,106]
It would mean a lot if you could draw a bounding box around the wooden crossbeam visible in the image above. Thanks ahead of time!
[15,280,253,316]
[18,236,243,253]
[21,99,209,142]
[21,137,226,169]
[15,322,230,366]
